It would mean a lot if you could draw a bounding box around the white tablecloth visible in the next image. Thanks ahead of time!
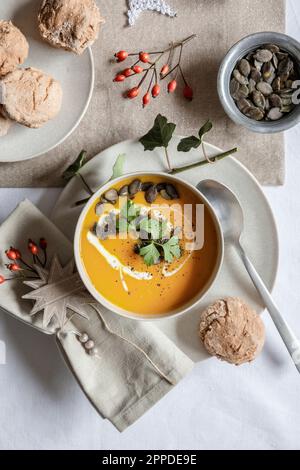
[1,0,300,451]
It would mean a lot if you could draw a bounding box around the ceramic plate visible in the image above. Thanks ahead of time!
[51,138,279,362]
[0,0,94,162]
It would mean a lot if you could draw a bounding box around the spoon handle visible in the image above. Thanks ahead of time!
[238,244,300,374]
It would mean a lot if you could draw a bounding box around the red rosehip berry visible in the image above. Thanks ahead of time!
[7,263,21,272]
[168,79,177,93]
[6,248,18,260]
[39,238,47,250]
[0,275,5,284]
[28,239,38,255]
[143,92,151,107]
[160,64,169,76]
[114,74,126,82]
[115,51,128,62]
[123,68,133,77]
[183,84,193,101]
[151,84,160,98]
[127,87,140,99]
[132,65,143,74]
[14,248,21,259]
[139,52,150,63]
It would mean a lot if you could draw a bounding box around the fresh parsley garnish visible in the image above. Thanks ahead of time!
[138,235,181,266]
[139,243,161,266]
[162,236,181,263]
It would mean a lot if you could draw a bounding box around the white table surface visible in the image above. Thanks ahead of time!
[1,0,300,451]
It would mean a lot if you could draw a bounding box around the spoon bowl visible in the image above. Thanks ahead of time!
[196,179,244,244]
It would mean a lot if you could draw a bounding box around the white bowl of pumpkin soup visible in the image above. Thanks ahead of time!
[74,172,224,320]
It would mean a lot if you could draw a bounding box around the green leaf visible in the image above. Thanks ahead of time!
[110,154,126,181]
[63,150,87,181]
[177,135,201,152]
[139,243,161,266]
[177,121,213,153]
[198,120,213,142]
[162,236,181,263]
[139,114,176,151]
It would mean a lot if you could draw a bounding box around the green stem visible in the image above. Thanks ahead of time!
[76,173,94,196]
[164,147,172,171]
[169,148,238,174]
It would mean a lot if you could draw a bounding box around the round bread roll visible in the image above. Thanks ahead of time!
[0,105,12,136]
[0,67,63,128]
[38,0,104,55]
[0,20,29,77]
[199,297,265,365]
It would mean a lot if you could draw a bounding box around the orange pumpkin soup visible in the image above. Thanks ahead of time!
[79,175,219,315]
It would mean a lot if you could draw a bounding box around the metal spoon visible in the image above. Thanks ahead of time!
[197,179,300,373]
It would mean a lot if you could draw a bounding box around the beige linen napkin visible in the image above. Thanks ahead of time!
[0,200,193,431]
[0,0,285,187]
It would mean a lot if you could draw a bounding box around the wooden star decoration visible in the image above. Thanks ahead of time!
[22,255,91,330]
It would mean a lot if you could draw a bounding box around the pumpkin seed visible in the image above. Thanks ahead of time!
[95,202,105,216]
[248,78,256,94]
[145,185,158,203]
[246,52,254,61]
[250,68,261,83]
[237,98,252,112]
[262,62,275,80]
[272,77,281,92]
[156,182,167,192]
[104,189,118,204]
[165,184,179,199]
[267,107,283,120]
[238,59,251,77]
[278,57,293,76]
[273,54,279,69]
[265,71,276,85]
[230,78,240,99]
[269,94,282,108]
[252,90,266,109]
[233,69,249,85]
[237,84,249,98]
[160,189,173,200]
[129,179,142,196]
[245,106,264,121]
[118,185,129,196]
[281,104,294,113]
[254,49,273,63]
[276,51,288,61]
[265,44,280,54]
[256,81,273,96]
[254,59,263,71]
[96,223,109,240]
[141,181,154,191]
[281,96,293,106]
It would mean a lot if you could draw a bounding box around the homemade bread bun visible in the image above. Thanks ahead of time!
[0,67,63,128]
[0,20,29,76]
[38,0,104,55]
[199,297,265,365]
